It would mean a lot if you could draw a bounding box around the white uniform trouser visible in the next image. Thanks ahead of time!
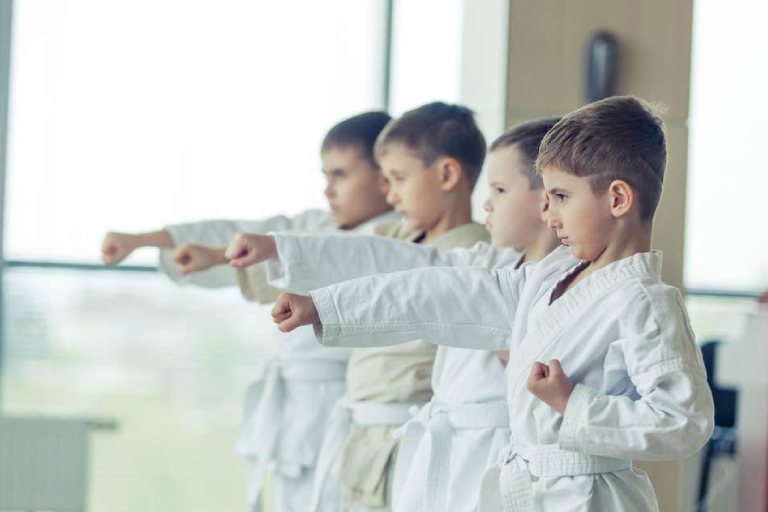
[235,358,347,512]
[392,399,509,512]
[309,399,425,512]
[478,442,633,512]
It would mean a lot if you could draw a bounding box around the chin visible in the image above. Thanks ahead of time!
[331,211,349,227]
[492,233,516,249]
[404,217,426,231]
[566,245,585,260]
[569,246,600,262]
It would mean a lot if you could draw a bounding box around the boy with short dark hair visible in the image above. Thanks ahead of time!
[101,111,396,512]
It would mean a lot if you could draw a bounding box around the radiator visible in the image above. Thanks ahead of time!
[0,417,89,511]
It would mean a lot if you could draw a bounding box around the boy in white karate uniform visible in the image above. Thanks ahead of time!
[227,117,564,511]
[263,97,715,512]
[101,111,396,512]
[228,102,491,512]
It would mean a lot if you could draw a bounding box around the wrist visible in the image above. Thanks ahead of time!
[213,246,229,265]
[135,230,174,249]
[555,384,574,415]
[128,233,146,251]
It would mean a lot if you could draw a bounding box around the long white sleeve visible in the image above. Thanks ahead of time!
[159,210,335,288]
[267,232,521,293]
[309,265,529,351]
[558,287,715,460]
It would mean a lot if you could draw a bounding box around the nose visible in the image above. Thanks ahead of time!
[483,197,492,212]
[547,213,561,231]
[324,181,334,199]
[386,187,398,206]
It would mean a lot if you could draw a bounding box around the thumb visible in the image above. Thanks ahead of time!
[548,359,564,377]
[278,315,302,333]
[271,293,293,322]
[173,246,191,265]
[225,234,248,261]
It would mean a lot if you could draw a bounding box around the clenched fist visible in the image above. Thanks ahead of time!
[271,292,320,332]
[526,359,574,415]
[173,243,227,275]
[101,232,139,265]
[226,233,277,268]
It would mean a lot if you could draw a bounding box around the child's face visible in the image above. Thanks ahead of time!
[378,143,448,232]
[321,146,390,229]
[540,165,614,261]
[483,145,546,248]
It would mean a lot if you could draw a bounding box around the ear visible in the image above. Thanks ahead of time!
[608,180,634,218]
[377,172,390,197]
[539,190,550,222]
[437,157,463,192]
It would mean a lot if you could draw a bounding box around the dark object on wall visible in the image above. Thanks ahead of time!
[585,32,619,102]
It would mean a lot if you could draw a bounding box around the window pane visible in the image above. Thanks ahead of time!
[2,267,275,511]
[686,0,768,292]
[388,0,463,115]
[5,0,387,264]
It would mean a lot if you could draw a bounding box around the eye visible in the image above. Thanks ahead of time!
[332,170,347,178]
[495,187,506,194]
[556,193,567,202]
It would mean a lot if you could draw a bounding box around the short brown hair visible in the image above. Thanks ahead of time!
[374,102,486,189]
[536,96,666,221]
[322,111,392,168]
[489,117,561,190]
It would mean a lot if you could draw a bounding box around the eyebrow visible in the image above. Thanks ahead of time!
[547,187,568,195]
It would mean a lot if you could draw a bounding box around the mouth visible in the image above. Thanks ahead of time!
[558,235,569,245]
[329,204,339,212]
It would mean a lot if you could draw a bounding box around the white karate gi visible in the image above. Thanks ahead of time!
[159,209,397,512]
[294,243,714,512]
[266,231,521,512]
[278,222,488,512]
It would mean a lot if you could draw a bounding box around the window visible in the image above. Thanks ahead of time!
[5,0,388,265]
[686,0,768,293]
[1,2,389,510]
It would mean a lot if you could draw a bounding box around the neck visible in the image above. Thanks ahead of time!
[342,205,393,231]
[590,222,653,272]
[522,228,562,264]
[421,199,473,244]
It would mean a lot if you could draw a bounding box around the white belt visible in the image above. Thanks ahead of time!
[235,358,347,512]
[392,399,510,512]
[309,399,424,512]
[479,442,633,512]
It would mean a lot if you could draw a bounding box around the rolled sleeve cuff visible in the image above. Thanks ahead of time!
[309,288,341,347]
[265,232,301,289]
[559,383,597,452]
[157,225,185,282]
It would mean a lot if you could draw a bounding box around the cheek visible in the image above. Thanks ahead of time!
[401,179,428,206]
[332,180,352,204]
[334,179,368,212]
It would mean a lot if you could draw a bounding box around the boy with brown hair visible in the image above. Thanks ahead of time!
[266,97,714,512]
[101,111,396,512]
